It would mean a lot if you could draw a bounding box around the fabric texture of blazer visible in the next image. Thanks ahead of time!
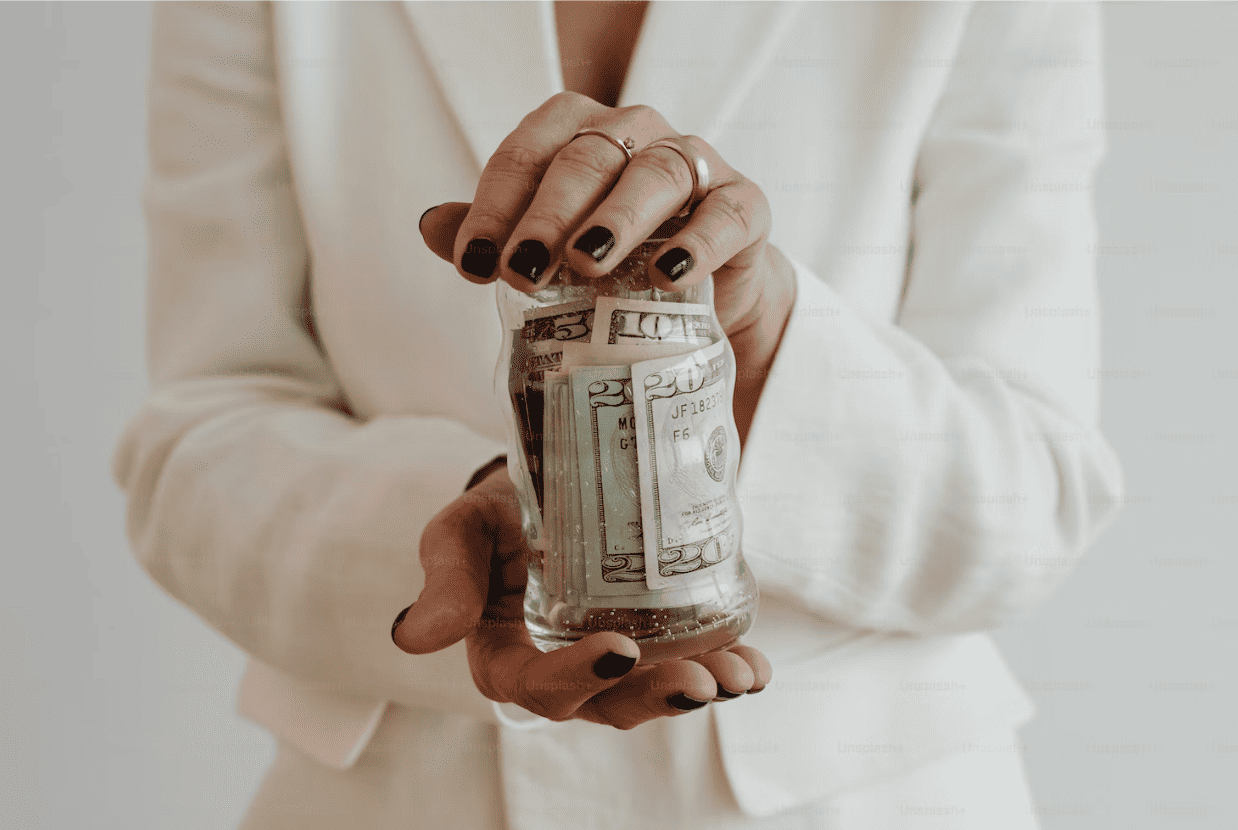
[114,1,1124,823]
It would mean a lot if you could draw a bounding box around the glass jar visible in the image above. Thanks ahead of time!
[494,219,757,663]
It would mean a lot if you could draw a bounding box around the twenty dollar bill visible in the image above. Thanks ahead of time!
[631,340,742,591]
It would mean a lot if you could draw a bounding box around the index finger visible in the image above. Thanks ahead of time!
[452,93,597,285]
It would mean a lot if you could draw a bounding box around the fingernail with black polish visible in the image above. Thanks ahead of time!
[391,605,412,642]
[462,238,500,280]
[668,693,710,712]
[746,686,766,695]
[508,239,551,282]
[592,652,637,679]
[574,226,616,262]
[655,248,694,282]
[418,204,442,234]
[715,686,744,700]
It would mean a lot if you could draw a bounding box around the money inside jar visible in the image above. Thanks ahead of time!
[497,230,759,662]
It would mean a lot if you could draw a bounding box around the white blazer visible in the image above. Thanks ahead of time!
[114,0,1125,821]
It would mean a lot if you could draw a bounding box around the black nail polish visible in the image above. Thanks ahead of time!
[574,226,616,262]
[592,652,637,679]
[462,238,500,280]
[667,693,710,712]
[715,686,744,700]
[746,686,765,695]
[391,605,411,642]
[655,248,694,282]
[508,239,550,282]
[418,204,441,234]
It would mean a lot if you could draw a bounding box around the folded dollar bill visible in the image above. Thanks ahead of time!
[514,295,739,601]
[592,296,717,347]
[631,339,742,592]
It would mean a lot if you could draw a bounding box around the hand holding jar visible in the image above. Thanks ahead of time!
[395,93,793,728]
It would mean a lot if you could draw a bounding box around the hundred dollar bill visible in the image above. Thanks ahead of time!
[571,364,650,597]
[591,297,719,347]
[630,340,741,591]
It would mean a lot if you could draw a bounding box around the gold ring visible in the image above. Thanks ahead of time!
[571,128,636,163]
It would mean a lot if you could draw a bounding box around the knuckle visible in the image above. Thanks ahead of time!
[603,200,642,232]
[738,181,772,229]
[641,148,693,192]
[621,103,661,123]
[687,229,728,264]
[522,94,571,128]
[519,205,574,237]
[488,165,543,197]
[554,142,620,183]
[745,182,774,231]
[487,141,545,177]
[717,193,755,238]
[550,90,591,110]
[524,92,592,131]
[462,206,511,237]
[744,179,771,214]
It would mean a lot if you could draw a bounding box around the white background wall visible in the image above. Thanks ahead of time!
[2,3,1234,828]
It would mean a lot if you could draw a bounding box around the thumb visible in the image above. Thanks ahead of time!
[418,201,472,265]
[393,496,493,654]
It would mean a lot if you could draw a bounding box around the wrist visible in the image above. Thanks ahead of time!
[729,247,796,447]
[731,248,795,377]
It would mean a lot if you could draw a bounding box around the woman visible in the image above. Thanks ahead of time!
[114,2,1124,827]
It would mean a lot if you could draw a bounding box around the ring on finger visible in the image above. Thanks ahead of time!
[642,136,711,211]
[571,128,637,163]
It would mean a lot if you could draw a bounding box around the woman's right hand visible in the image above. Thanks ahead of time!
[418,92,797,445]
[391,465,771,729]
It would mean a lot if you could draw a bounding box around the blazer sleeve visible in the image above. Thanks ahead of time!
[112,1,503,720]
[738,2,1125,636]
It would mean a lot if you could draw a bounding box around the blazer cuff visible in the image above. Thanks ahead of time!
[493,701,552,730]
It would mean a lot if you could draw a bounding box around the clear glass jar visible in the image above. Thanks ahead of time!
[494,219,757,663]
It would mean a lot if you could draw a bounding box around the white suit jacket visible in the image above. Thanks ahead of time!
[114,0,1125,820]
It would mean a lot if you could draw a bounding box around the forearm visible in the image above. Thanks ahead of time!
[738,262,1124,636]
[114,373,506,717]
[121,1,511,719]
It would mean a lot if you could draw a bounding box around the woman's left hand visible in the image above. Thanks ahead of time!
[394,464,772,730]
[419,92,796,441]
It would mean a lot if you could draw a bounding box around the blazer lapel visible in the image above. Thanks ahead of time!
[400,1,563,172]
[617,1,803,143]
[402,1,802,168]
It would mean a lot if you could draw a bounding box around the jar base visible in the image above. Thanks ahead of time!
[526,596,756,664]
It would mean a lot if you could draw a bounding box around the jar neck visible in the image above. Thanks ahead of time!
[496,216,714,320]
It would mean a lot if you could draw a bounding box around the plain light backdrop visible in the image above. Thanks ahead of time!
[3,3,1235,829]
